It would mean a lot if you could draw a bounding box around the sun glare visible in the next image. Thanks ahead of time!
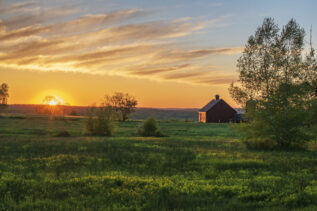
[42,96,65,106]
[48,99,58,106]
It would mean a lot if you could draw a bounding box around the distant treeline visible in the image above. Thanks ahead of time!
[5,104,199,121]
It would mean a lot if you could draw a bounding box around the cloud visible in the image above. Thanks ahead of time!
[153,47,243,63]
[0,1,37,14]
[130,64,191,75]
[162,71,202,80]
[1,5,78,30]
[194,75,239,85]
[45,9,149,37]
[0,25,49,42]
[0,1,241,86]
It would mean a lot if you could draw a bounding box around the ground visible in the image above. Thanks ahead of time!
[0,115,316,210]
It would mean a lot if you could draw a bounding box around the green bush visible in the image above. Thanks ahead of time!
[84,106,117,136]
[54,130,71,137]
[243,138,276,150]
[138,117,164,137]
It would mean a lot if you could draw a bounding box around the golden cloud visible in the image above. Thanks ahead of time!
[0,1,242,85]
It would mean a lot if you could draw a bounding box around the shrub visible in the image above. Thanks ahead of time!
[243,138,276,150]
[231,123,307,150]
[138,117,164,137]
[69,110,78,116]
[54,130,71,137]
[84,106,117,136]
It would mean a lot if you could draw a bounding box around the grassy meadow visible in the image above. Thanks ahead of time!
[0,114,317,210]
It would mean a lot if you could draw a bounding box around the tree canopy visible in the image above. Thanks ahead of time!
[105,92,138,121]
[0,83,9,114]
[230,18,317,149]
[0,83,9,105]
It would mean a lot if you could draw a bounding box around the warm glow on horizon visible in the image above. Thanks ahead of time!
[42,95,66,106]
[30,89,74,106]
[48,99,58,106]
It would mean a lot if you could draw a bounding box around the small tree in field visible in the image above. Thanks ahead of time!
[230,18,317,149]
[0,83,9,115]
[105,92,137,121]
[138,117,164,137]
[84,105,117,136]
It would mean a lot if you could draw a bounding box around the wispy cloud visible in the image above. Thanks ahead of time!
[0,1,241,85]
[0,1,37,14]
[130,64,191,75]
[2,6,77,30]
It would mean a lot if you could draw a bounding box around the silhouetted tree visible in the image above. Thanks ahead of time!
[229,18,317,149]
[105,92,137,121]
[40,96,64,118]
[0,83,9,114]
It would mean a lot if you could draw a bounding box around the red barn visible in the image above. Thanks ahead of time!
[198,95,237,123]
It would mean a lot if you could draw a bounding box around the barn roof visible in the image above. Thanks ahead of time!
[199,99,221,112]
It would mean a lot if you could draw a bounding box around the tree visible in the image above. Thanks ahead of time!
[40,96,64,118]
[105,92,137,121]
[84,105,117,136]
[229,18,317,149]
[0,83,9,114]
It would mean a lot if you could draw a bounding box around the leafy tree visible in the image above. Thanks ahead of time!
[84,106,117,136]
[0,83,9,114]
[105,92,137,121]
[230,18,317,149]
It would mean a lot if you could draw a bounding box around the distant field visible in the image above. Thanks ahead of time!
[6,104,199,121]
[0,115,316,210]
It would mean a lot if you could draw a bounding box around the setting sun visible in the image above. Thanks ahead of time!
[42,96,65,106]
[48,99,58,106]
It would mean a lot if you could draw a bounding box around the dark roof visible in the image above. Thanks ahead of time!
[199,99,221,112]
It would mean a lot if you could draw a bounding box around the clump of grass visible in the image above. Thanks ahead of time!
[69,110,78,116]
[54,130,71,137]
[8,115,26,119]
[244,138,276,150]
[138,117,164,137]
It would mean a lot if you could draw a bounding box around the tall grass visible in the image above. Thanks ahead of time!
[0,116,316,209]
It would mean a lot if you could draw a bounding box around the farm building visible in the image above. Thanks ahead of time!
[198,95,238,123]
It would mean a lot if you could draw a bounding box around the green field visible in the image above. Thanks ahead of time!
[0,115,316,210]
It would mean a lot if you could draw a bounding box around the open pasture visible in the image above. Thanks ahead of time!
[0,115,316,210]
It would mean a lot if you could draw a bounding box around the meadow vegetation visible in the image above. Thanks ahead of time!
[0,115,316,210]
[84,106,117,136]
[137,117,164,137]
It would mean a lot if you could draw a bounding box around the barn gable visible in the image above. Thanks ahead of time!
[199,99,221,112]
[198,95,237,123]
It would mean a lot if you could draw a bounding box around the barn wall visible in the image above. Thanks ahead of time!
[198,112,206,123]
[206,100,237,123]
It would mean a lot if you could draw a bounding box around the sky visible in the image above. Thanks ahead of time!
[1,0,317,108]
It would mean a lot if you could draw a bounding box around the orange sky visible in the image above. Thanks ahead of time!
[1,67,237,108]
[0,1,245,108]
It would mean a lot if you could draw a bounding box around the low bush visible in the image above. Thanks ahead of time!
[8,115,26,119]
[231,123,307,150]
[244,138,276,150]
[138,117,164,137]
[84,106,117,136]
[54,130,71,137]
[69,110,78,116]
